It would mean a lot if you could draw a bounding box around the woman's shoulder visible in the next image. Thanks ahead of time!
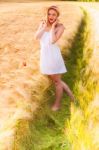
[56,23,65,30]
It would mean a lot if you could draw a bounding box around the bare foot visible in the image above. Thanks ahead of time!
[71,95,76,102]
[51,104,61,111]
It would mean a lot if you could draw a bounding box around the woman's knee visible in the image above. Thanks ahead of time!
[54,79,62,87]
[48,75,62,86]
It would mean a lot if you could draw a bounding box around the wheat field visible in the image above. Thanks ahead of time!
[0,2,84,149]
[0,1,99,149]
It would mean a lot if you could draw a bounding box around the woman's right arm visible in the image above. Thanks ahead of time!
[34,20,46,40]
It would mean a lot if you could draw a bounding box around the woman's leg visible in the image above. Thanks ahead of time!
[48,74,75,110]
[48,74,63,110]
[61,81,75,102]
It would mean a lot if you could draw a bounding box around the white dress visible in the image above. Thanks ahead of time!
[39,31,67,75]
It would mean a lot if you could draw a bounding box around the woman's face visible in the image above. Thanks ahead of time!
[47,9,58,24]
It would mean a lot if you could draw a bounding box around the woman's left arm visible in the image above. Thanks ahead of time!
[50,24,65,44]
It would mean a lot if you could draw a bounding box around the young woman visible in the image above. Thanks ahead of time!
[34,5,75,111]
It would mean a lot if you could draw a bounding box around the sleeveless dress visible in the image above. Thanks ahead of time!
[39,31,67,75]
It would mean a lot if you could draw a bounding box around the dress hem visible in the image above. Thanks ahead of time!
[40,71,67,75]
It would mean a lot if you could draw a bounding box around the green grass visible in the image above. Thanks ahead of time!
[13,8,98,150]
[13,92,71,150]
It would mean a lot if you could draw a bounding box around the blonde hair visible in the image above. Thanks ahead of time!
[46,5,60,17]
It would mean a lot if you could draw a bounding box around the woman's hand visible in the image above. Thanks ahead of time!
[39,19,47,30]
[34,19,47,40]
[52,19,59,28]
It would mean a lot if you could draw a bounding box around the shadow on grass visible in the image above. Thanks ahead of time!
[62,9,96,110]
[63,10,88,88]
